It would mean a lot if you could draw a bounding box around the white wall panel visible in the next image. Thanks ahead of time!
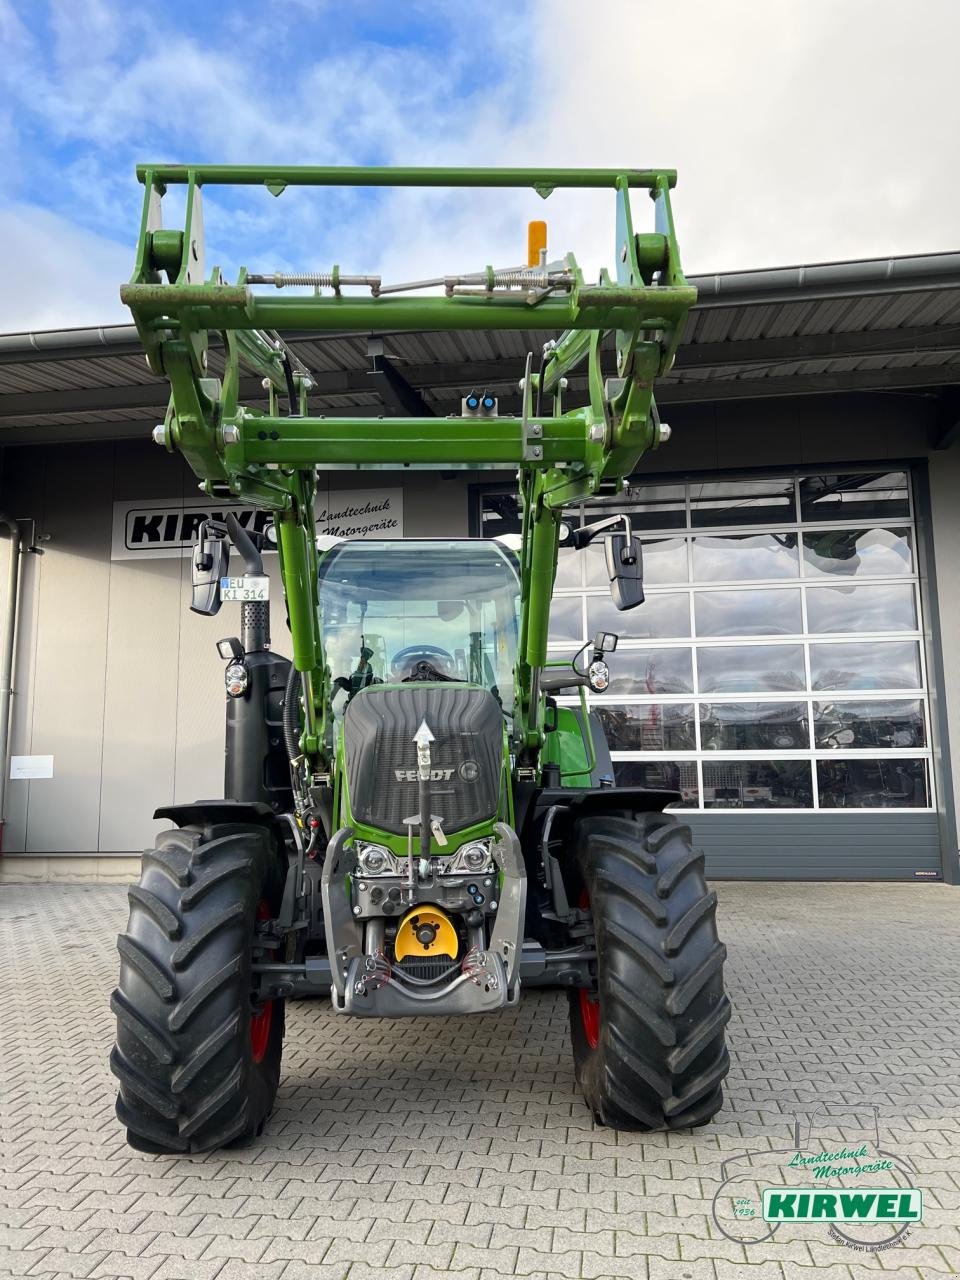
[172,547,228,812]
[23,447,112,852]
[0,449,45,853]
[98,557,180,850]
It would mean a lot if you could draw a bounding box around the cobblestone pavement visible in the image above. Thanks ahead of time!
[2,881,959,1280]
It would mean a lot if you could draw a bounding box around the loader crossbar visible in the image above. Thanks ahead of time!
[134,164,677,188]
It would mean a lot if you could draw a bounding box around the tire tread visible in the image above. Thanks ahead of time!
[127,885,181,940]
[111,822,284,1154]
[110,990,175,1065]
[566,811,730,1133]
[116,934,176,1002]
[171,902,245,970]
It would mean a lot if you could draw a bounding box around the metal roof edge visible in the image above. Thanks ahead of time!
[1,250,959,355]
[688,251,960,307]
[0,324,140,362]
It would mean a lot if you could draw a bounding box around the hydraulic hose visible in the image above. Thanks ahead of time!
[283,664,302,762]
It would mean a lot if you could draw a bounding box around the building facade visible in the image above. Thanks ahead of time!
[0,254,958,881]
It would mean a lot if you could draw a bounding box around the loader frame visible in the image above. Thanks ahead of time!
[122,165,696,783]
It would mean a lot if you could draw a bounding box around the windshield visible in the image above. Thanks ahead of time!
[318,539,520,715]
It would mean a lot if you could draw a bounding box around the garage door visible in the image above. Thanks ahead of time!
[482,467,941,879]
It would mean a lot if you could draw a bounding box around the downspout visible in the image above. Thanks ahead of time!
[0,517,24,852]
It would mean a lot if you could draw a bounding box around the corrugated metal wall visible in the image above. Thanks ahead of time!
[688,814,943,880]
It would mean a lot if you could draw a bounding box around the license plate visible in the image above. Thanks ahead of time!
[220,575,270,602]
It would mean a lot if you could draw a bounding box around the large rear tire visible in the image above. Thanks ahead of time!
[111,822,285,1154]
[567,812,731,1130]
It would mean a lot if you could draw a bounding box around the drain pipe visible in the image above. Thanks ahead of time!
[0,517,25,853]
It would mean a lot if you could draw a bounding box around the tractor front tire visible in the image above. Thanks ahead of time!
[111,822,285,1154]
[568,812,731,1130]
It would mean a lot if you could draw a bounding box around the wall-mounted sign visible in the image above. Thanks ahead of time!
[315,491,403,539]
[111,488,403,560]
[11,755,54,780]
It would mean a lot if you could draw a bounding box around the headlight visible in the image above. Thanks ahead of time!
[356,842,397,875]
[588,659,610,693]
[440,839,494,875]
[225,662,248,697]
[460,842,490,871]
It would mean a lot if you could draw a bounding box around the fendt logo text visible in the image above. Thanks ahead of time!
[762,1188,922,1223]
[394,769,455,782]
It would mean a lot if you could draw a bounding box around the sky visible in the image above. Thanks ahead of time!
[1,0,957,332]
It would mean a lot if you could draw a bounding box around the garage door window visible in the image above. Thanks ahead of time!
[480,469,933,812]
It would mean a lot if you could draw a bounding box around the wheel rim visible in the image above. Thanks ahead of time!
[250,900,274,1065]
[578,987,601,1050]
[578,888,601,1050]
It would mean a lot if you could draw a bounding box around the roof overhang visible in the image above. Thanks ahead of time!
[0,251,957,447]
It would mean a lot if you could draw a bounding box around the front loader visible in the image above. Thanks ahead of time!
[111,165,731,1153]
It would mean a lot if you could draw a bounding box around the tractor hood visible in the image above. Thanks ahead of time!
[342,683,503,836]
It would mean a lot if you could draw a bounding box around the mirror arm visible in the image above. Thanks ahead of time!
[568,512,633,551]
[225,512,265,576]
[540,670,590,693]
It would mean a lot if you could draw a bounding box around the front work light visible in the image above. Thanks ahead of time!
[462,393,497,417]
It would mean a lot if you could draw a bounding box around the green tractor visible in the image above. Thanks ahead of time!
[111,165,730,1153]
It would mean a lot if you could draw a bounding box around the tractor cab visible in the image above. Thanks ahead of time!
[318,538,520,715]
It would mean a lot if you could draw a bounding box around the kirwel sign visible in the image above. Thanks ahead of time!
[111,488,403,560]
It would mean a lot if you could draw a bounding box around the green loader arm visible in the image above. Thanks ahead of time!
[121,165,696,777]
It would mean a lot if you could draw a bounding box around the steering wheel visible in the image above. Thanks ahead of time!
[391,645,455,676]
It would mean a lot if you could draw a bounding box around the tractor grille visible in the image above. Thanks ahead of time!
[395,955,458,984]
[342,684,503,835]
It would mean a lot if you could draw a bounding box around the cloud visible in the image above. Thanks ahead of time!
[2,0,959,332]
[0,0,540,328]
[282,0,960,289]
[521,0,960,273]
[0,203,129,330]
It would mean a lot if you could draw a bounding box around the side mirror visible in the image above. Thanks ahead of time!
[604,534,645,611]
[191,520,229,616]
